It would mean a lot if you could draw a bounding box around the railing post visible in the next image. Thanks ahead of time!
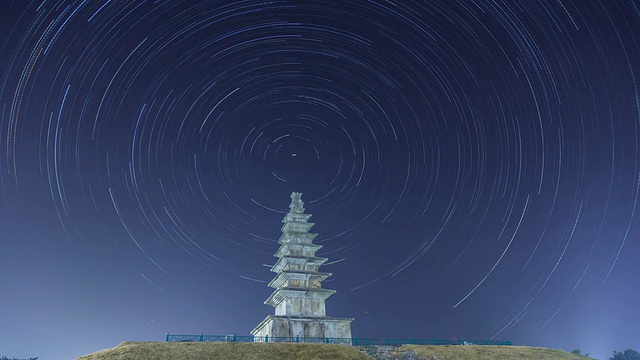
[265,335,269,343]
[233,334,237,342]
[296,335,300,343]
[325,337,329,344]
[166,333,169,342]
[200,333,204,342]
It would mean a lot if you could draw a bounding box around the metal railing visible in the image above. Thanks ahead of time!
[165,333,512,346]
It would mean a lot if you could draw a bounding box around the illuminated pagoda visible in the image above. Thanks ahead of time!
[251,192,353,341]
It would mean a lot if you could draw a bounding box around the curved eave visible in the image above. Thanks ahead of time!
[281,222,315,233]
[282,213,312,223]
[267,270,332,288]
[271,255,328,273]
[264,288,336,308]
[274,243,322,257]
[277,232,318,245]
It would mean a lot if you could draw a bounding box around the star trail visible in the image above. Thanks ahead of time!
[1,1,639,359]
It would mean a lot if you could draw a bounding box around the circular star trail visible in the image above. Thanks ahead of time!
[1,1,639,359]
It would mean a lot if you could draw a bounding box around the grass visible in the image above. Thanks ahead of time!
[76,342,368,360]
[77,342,596,360]
[403,345,595,360]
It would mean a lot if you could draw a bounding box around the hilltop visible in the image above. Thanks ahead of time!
[77,341,595,360]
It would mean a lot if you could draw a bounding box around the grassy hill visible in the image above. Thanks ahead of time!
[404,345,594,360]
[76,342,367,360]
[77,341,595,360]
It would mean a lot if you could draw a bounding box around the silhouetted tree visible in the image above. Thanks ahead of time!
[610,348,640,360]
[571,348,590,356]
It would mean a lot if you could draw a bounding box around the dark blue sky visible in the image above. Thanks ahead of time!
[1,1,639,359]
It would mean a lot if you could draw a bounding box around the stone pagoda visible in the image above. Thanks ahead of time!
[251,192,353,340]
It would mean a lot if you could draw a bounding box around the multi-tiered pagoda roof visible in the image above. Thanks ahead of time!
[251,192,353,340]
[264,192,335,317]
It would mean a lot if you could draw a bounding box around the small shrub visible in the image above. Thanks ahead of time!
[571,348,589,356]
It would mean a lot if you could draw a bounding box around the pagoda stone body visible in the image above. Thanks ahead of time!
[251,192,353,340]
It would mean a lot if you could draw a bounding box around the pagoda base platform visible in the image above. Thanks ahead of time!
[251,315,353,340]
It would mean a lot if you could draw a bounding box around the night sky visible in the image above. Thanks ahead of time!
[1,1,639,359]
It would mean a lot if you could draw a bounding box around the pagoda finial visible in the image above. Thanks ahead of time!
[290,192,305,214]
